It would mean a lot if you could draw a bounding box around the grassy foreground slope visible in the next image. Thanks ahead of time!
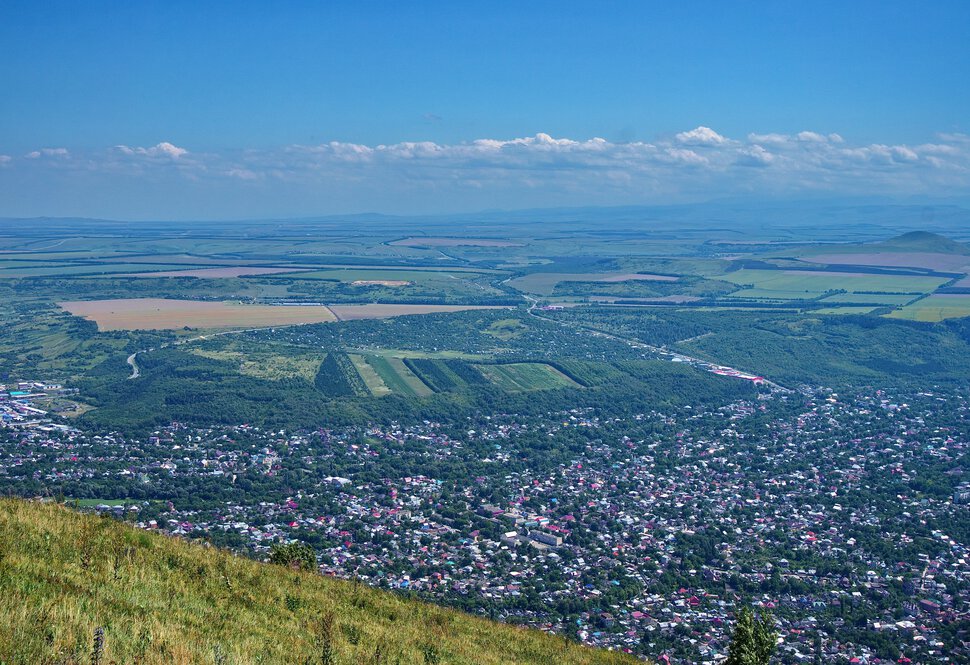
[0,499,638,665]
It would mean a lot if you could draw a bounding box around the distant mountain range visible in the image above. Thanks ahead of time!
[2,202,969,242]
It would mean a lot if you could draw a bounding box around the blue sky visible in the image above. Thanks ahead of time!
[1,1,969,219]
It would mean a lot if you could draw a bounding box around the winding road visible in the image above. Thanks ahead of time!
[125,323,311,380]
[523,296,791,393]
[126,353,140,379]
[123,290,788,393]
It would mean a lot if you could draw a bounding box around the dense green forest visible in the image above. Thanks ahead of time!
[551,308,970,388]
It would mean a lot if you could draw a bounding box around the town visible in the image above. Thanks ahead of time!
[3,381,967,664]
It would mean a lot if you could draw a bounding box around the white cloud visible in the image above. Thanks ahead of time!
[796,131,828,143]
[736,145,775,167]
[892,146,919,162]
[225,168,260,180]
[675,126,728,145]
[747,133,790,145]
[663,147,708,165]
[25,147,69,159]
[0,155,11,165]
[115,142,188,158]
[8,129,970,212]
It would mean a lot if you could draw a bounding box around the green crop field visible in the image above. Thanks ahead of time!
[724,289,819,301]
[0,263,215,278]
[551,360,626,386]
[347,353,391,396]
[819,292,918,306]
[475,363,580,391]
[720,269,946,299]
[719,269,947,297]
[885,294,970,322]
[364,355,434,397]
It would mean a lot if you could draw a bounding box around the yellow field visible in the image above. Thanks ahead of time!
[327,303,508,320]
[59,299,338,331]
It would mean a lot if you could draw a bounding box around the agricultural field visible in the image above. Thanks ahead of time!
[550,360,626,386]
[721,269,947,300]
[508,271,678,296]
[327,304,509,320]
[278,268,476,283]
[818,292,918,306]
[804,252,970,273]
[885,294,970,322]
[268,267,512,301]
[120,266,312,278]
[59,298,338,331]
[474,362,580,391]
[347,353,584,396]
[389,236,523,247]
[814,306,879,315]
[364,355,434,397]
[0,302,129,380]
[0,262,217,278]
[347,353,391,396]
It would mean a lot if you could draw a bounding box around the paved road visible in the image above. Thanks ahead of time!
[126,353,140,379]
[523,296,792,393]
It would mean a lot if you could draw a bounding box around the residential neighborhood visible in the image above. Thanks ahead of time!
[3,381,967,663]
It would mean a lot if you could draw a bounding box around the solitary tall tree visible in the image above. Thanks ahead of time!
[725,606,777,665]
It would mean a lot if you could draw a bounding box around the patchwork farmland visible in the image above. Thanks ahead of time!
[363,355,434,397]
[323,353,583,398]
[721,269,948,300]
[119,267,313,278]
[885,294,970,322]
[475,362,580,391]
[59,299,508,330]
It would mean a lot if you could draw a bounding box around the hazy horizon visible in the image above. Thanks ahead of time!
[2,2,969,220]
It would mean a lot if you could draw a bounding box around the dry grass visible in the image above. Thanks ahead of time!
[0,499,639,665]
[59,299,338,331]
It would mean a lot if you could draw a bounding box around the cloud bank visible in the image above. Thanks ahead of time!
[3,128,970,218]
